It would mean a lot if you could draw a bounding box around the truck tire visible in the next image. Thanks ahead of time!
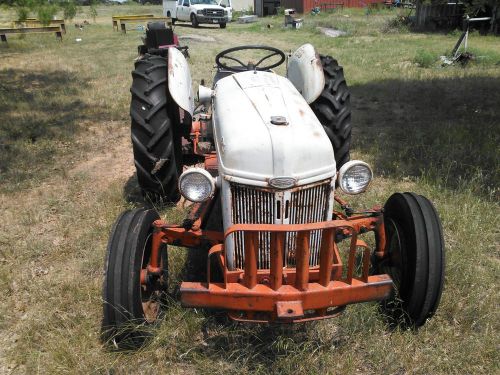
[374,192,445,328]
[165,11,177,25]
[190,14,199,28]
[101,208,168,348]
[130,54,182,204]
[310,55,352,171]
[220,22,226,28]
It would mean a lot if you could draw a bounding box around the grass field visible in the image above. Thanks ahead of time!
[0,4,499,374]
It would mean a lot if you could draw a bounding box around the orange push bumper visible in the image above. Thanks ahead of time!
[175,213,393,323]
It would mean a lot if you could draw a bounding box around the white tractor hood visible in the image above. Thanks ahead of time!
[212,71,336,187]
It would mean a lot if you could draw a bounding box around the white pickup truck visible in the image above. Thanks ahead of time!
[163,0,232,28]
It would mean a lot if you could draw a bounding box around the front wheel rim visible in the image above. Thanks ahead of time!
[380,218,404,289]
[140,232,164,323]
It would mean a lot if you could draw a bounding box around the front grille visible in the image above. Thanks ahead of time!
[203,9,224,17]
[230,181,331,269]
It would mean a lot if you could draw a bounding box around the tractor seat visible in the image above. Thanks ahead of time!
[146,22,175,49]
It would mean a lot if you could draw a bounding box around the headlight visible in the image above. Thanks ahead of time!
[197,10,203,14]
[178,168,215,202]
[338,160,373,194]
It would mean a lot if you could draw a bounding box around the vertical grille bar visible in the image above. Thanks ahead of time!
[318,228,335,286]
[295,231,311,291]
[244,232,258,288]
[270,232,285,290]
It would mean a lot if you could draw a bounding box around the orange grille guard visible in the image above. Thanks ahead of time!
[178,215,394,323]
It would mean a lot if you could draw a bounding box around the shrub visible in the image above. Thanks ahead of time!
[414,49,437,68]
[89,0,98,22]
[36,3,58,25]
[16,6,29,21]
[382,15,411,33]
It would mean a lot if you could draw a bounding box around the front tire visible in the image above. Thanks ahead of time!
[310,55,352,171]
[191,14,199,28]
[374,192,445,328]
[219,22,226,28]
[101,208,168,348]
[130,54,182,204]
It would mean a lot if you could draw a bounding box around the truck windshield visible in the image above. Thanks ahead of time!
[191,0,218,4]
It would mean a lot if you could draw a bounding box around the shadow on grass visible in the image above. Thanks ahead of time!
[173,23,225,30]
[163,309,345,373]
[0,68,95,190]
[350,75,499,197]
[123,173,147,205]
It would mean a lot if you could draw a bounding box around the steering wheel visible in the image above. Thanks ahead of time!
[215,45,286,72]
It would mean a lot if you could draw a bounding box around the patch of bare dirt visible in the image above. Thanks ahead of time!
[69,122,135,190]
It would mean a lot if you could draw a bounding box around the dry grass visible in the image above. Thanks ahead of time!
[0,4,499,374]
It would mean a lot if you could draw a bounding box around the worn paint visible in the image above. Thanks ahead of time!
[167,47,194,116]
[286,44,325,104]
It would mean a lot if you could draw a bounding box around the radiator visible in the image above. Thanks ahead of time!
[230,180,331,269]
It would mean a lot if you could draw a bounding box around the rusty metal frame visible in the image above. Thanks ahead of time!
[141,201,392,323]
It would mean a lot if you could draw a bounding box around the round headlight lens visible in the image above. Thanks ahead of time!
[179,168,215,202]
[338,160,373,195]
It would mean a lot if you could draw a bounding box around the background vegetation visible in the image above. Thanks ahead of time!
[0,4,499,374]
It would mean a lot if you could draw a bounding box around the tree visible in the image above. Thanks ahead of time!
[426,0,498,14]
[60,0,78,21]
[4,0,80,24]
[89,0,98,23]
[419,0,499,33]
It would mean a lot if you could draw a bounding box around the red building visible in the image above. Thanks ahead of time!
[255,0,385,16]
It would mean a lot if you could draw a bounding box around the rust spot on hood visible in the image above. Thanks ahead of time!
[315,52,323,70]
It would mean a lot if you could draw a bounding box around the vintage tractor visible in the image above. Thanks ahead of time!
[102,24,445,348]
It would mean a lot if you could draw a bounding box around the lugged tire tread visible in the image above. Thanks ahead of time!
[130,54,181,204]
[310,55,352,170]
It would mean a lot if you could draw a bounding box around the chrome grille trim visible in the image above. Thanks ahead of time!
[202,8,224,17]
[230,180,331,269]
[286,182,330,266]
[231,184,275,269]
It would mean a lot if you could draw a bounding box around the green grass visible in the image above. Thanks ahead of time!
[0,4,499,374]
[413,48,436,67]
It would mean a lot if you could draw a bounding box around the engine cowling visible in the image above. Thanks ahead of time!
[212,70,336,187]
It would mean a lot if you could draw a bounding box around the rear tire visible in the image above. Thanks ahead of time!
[191,14,199,28]
[310,55,352,170]
[374,192,445,328]
[130,54,182,204]
[101,208,168,349]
